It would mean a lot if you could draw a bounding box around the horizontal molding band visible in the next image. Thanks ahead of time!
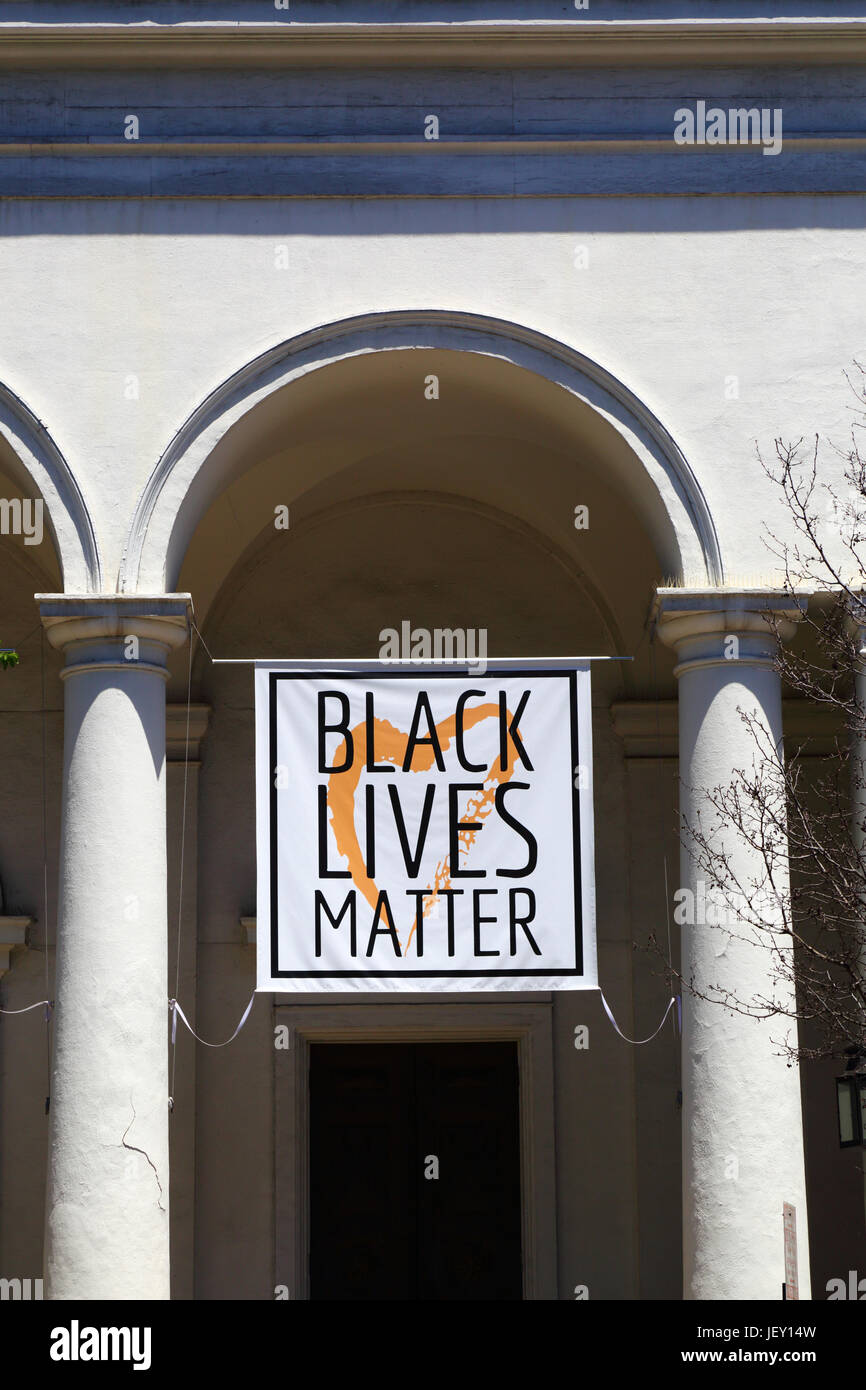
[3,156,863,197]
[610,697,846,758]
[1,138,864,159]
[166,703,211,763]
[0,916,32,978]
[2,192,863,202]
[1,22,866,69]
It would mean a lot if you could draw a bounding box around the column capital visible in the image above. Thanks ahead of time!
[652,588,808,678]
[36,593,191,680]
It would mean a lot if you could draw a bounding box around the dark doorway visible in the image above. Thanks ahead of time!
[309,1041,523,1300]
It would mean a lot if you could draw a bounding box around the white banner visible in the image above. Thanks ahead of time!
[255,661,597,992]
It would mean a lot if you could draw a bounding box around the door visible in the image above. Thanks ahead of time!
[309,1041,522,1300]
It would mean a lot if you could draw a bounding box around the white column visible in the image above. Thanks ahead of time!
[39,595,189,1300]
[656,590,811,1301]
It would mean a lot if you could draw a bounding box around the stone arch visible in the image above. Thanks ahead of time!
[121,310,723,595]
[0,378,101,592]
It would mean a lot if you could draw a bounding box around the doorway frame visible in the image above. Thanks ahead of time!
[273,999,558,1300]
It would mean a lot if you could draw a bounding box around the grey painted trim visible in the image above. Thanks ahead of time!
[1,21,866,68]
[654,585,809,615]
[3,138,866,159]
[35,593,191,618]
[3,192,863,203]
[0,379,102,591]
[121,310,723,593]
[4,152,863,200]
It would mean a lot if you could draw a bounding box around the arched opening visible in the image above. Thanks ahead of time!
[154,317,701,1300]
[0,379,100,594]
[0,383,75,1273]
[124,311,722,603]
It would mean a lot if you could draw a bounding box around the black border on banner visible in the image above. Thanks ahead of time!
[267,667,583,981]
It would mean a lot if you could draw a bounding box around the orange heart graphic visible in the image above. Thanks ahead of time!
[326,705,515,955]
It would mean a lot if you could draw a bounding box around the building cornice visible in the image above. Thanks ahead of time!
[1,21,866,69]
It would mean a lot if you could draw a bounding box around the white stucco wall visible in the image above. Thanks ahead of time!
[0,196,863,591]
